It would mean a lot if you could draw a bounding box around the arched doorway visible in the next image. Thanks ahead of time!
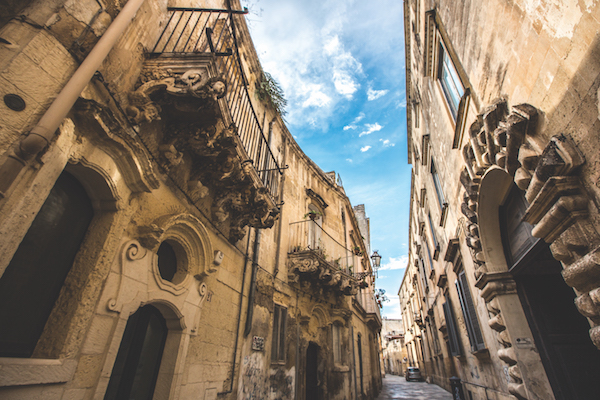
[306,342,321,400]
[500,184,600,400]
[104,305,168,400]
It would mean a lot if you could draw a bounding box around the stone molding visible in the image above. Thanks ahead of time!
[123,57,280,243]
[0,358,77,387]
[287,252,359,296]
[458,99,599,399]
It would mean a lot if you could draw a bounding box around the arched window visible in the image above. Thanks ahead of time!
[0,171,94,357]
[104,305,168,400]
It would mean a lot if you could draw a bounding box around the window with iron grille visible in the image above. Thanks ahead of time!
[271,304,287,363]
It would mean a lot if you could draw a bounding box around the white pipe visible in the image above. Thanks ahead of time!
[0,0,147,198]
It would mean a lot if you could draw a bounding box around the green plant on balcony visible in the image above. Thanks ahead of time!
[255,71,287,117]
[352,246,362,256]
[304,209,322,220]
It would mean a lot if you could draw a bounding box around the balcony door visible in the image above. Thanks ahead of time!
[307,205,322,250]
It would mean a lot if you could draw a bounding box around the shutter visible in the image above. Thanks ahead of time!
[443,299,462,357]
[456,271,485,351]
[278,307,287,362]
[271,306,280,361]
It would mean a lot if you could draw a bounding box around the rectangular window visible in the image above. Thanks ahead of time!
[427,213,440,261]
[333,323,342,364]
[430,160,445,208]
[271,304,287,363]
[418,258,429,291]
[455,263,485,352]
[424,9,470,148]
[442,296,462,357]
[437,41,464,119]
[425,241,434,273]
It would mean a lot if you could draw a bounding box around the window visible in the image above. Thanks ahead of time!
[424,9,471,149]
[271,304,287,363]
[0,171,94,357]
[307,204,322,250]
[442,296,462,357]
[104,305,168,400]
[437,41,464,119]
[418,258,429,292]
[455,259,485,352]
[333,323,342,364]
[427,212,440,260]
[430,160,448,225]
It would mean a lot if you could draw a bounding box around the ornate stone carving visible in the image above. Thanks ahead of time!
[287,252,360,296]
[126,59,280,243]
[458,99,600,400]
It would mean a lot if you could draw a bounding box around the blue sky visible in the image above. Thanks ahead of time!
[240,0,411,318]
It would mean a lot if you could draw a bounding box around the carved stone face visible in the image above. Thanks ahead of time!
[212,81,226,97]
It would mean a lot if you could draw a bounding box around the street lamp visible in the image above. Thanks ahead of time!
[371,250,381,277]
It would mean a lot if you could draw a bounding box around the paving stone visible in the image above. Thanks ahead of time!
[376,375,453,400]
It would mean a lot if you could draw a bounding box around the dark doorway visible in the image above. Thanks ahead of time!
[306,342,320,400]
[357,334,364,397]
[104,305,168,400]
[0,171,94,357]
[501,185,600,400]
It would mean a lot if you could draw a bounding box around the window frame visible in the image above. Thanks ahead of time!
[271,304,287,364]
[442,295,463,357]
[430,160,449,226]
[437,40,464,120]
[454,258,486,353]
[424,9,472,149]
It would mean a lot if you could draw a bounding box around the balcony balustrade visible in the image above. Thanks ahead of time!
[287,220,366,296]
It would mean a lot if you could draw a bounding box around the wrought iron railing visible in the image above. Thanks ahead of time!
[288,220,364,276]
[150,6,283,199]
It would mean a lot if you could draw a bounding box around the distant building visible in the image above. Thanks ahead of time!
[401,1,600,399]
[0,1,381,399]
[381,318,407,376]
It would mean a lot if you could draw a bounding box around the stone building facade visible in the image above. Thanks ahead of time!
[401,1,600,399]
[380,318,406,376]
[0,1,382,399]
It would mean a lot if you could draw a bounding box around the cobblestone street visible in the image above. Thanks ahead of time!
[376,375,454,400]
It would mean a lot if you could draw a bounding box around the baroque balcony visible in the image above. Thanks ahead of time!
[355,290,382,328]
[91,5,284,243]
[287,220,365,296]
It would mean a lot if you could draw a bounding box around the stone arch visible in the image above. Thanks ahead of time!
[459,99,600,399]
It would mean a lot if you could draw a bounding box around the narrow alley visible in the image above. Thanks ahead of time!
[376,376,453,400]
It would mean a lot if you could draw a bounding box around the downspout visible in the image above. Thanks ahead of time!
[244,228,261,336]
[0,0,147,198]
[218,229,253,396]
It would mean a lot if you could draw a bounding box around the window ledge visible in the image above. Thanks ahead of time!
[333,364,350,372]
[0,357,77,387]
[471,348,490,359]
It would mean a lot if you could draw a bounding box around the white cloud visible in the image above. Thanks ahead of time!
[324,35,362,99]
[359,123,383,137]
[379,138,395,147]
[367,88,389,101]
[343,112,366,130]
[302,88,332,108]
[360,146,371,152]
[346,158,353,163]
[379,255,408,271]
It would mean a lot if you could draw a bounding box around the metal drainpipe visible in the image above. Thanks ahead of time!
[243,227,261,337]
[218,228,253,396]
[0,0,147,198]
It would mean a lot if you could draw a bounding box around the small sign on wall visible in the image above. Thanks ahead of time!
[252,336,265,351]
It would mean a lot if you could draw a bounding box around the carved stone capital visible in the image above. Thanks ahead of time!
[475,272,517,302]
